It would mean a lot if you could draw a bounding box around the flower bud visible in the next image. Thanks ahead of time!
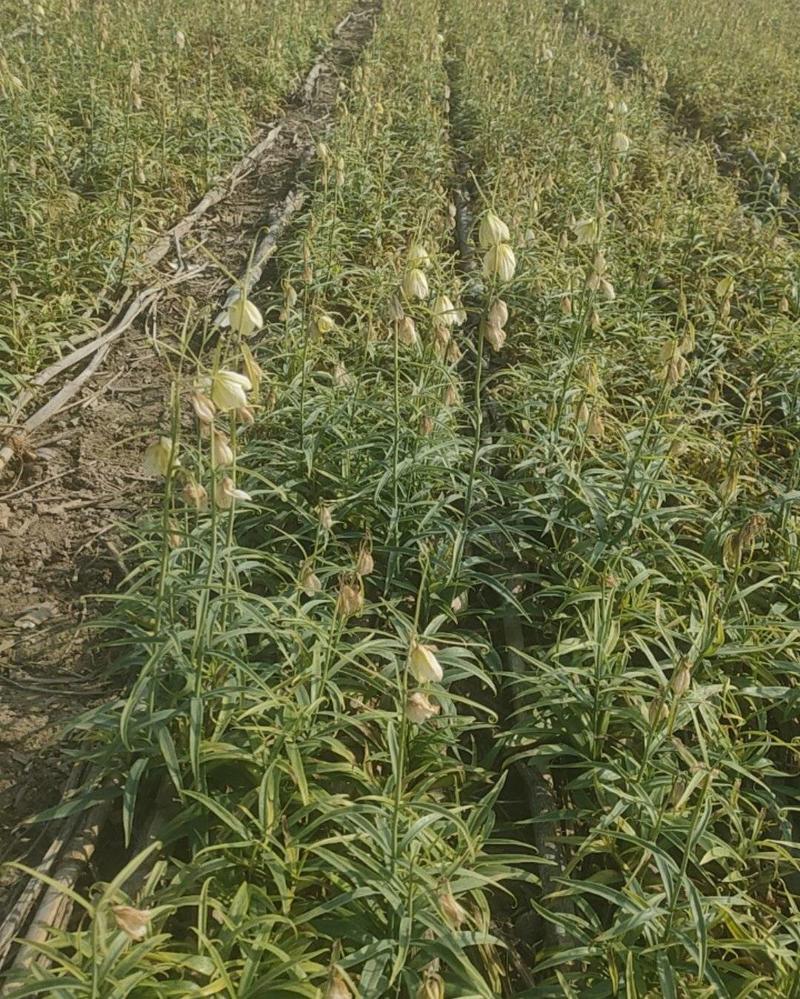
[599,278,616,301]
[299,561,322,596]
[175,29,186,49]
[112,905,152,941]
[211,370,251,411]
[648,696,669,727]
[409,642,443,683]
[191,390,215,426]
[719,467,739,503]
[482,243,516,282]
[484,323,506,352]
[478,211,510,248]
[356,543,374,576]
[337,580,363,618]
[319,504,333,531]
[211,430,234,467]
[325,971,352,999]
[143,436,178,477]
[417,974,445,999]
[445,339,462,364]
[333,361,353,388]
[235,405,255,426]
[408,243,430,269]
[671,659,692,698]
[183,479,208,510]
[240,343,263,396]
[438,891,467,929]
[167,517,182,549]
[228,296,263,336]
[442,384,460,407]
[405,690,440,724]
[419,414,434,436]
[587,410,605,438]
[398,316,418,346]
[403,268,429,301]
[215,476,251,509]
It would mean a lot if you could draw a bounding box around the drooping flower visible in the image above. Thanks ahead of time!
[182,479,208,510]
[403,268,429,301]
[482,243,516,282]
[299,561,322,596]
[478,211,510,248]
[442,383,460,407]
[398,316,418,346]
[612,131,631,154]
[405,691,440,724]
[112,905,153,942]
[316,314,336,336]
[228,296,263,336]
[488,299,508,328]
[445,339,462,364]
[434,294,459,327]
[240,343,263,396]
[337,580,363,618]
[599,278,616,301]
[191,390,215,426]
[586,409,605,439]
[356,542,374,577]
[409,642,443,683]
[143,436,177,478]
[333,361,354,389]
[210,370,251,411]
[484,323,506,352]
[210,430,234,467]
[572,217,599,245]
[215,476,251,509]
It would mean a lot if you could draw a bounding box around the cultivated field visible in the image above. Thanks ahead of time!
[1,0,800,996]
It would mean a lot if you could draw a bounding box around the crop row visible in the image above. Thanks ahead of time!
[444,0,800,992]
[8,0,529,995]
[0,0,351,404]
[576,0,800,210]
